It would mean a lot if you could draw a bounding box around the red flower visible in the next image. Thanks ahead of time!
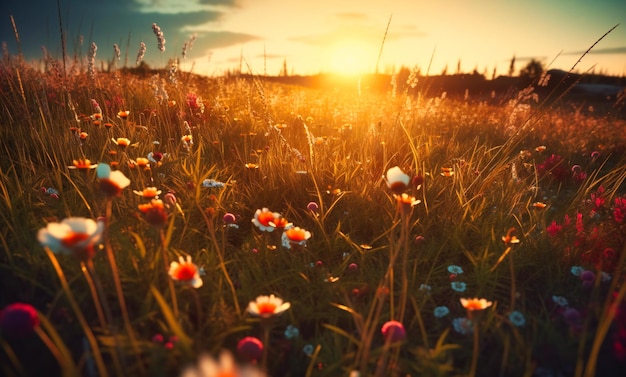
[0,303,39,338]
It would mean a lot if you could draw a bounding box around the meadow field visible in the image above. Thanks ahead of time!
[0,46,626,377]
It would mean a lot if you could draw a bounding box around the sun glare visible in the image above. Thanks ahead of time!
[327,42,373,76]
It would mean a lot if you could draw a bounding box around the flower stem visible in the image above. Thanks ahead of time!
[159,228,179,319]
[469,321,479,377]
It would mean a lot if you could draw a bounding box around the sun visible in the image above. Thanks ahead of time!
[326,41,373,76]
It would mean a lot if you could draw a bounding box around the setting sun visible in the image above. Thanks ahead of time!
[326,41,375,76]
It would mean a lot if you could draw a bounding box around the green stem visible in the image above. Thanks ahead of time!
[44,247,109,377]
[159,229,179,319]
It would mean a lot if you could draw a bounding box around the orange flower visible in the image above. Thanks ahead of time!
[136,157,150,169]
[269,216,292,230]
[68,158,97,171]
[502,227,521,245]
[247,294,290,318]
[394,193,421,214]
[252,208,279,232]
[79,131,89,140]
[532,202,547,209]
[117,110,130,119]
[138,199,168,226]
[168,255,203,288]
[460,297,493,311]
[245,163,259,169]
[111,137,131,148]
[282,226,311,249]
[441,167,455,177]
[133,187,162,199]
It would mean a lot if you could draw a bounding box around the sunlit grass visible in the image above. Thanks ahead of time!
[0,43,625,377]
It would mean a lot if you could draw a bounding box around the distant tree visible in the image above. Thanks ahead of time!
[456,59,462,74]
[282,58,288,77]
[519,59,544,86]
[441,64,448,76]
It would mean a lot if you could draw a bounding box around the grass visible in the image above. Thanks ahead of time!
[0,35,626,377]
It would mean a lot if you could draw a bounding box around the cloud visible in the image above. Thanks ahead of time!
[562,46,626,55]
[193,31,259,49]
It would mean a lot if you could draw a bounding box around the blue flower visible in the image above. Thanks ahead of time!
[451,281,467,292]
[303,344,315,356]
[419,284,432,293]
[552,295,568,307]
[452,317,473,334]
[601,272,612,282]
[284,325,300,339]
[508,311,526,327]
[447,265,464,274]
[434,306,450,318]
[202,179,225,188]
[570,266,584,277]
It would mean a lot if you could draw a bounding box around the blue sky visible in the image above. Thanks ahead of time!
[1,0,625,76]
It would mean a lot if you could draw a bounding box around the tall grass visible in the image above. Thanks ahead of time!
[1,25,626,377]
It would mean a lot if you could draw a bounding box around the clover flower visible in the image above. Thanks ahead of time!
[0,303,40,338]
[168,255,203,288]
[247,294,290,318]
[381,320,406,342]
[38,217,104,261]
[236,337,264,363]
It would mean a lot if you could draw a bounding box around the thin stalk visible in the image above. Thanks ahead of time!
[159,229,179,319]
[103,198,144,371]
[44,247,109,377]
[469,321,479,377]
[34,326,67,373]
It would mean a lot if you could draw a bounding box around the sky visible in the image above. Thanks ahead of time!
[1,0,625,77]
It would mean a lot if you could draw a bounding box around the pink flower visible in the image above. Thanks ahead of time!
[381,320,406,342]
[546,221,563,237]
[0,303,39,338]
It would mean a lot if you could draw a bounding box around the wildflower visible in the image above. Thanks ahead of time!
[244,163,259,169]
[563,307,583,331]
[202,179,225,188]
[180,351,266,377]
[97,163,130,196]
[136,157,150,169]
[580,270,595,288]
[117,110,130,119]
[0,303,39,338]
[79,131,89,140]
[452,317,473,334]
[546,221,563,237]
[68,158,98,171]
[447,265,464,274]
[552,295,568,307]
[348,263,358,271]
[508,311,526,327]
[419,284,432,293]
[302,344,315,356]
[284,325,300,339]
[535,145,547,152]
[440,167,455,177]
[152,23,166,52]
[147,152,165,163]
[247,294,291,318]
[381,320,406,342]
[501,227,520,245]
[281,227,311,249]
[601,272,612,282]
[133,187,162,199]
[385,166,410,194]
[532,202,547,209]
[111,137,131,148]
[168,255,203,288]
[269,216,292,230]
[434,306,450,318]
[136,42,146,65]
[252,208,279,232]
[460,297,493,311]
[38,217,104,261]
[223,213,237,225]
[138,199,169,227]
[181,134,193,150]
[451,281,467,292]
[570,266,584,277]
[307,201,319,212]
[394,193,421,214]
[614,197,626,223]
[237,337,264,363]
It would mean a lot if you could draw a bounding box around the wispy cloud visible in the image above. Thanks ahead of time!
[562,46,626,55]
